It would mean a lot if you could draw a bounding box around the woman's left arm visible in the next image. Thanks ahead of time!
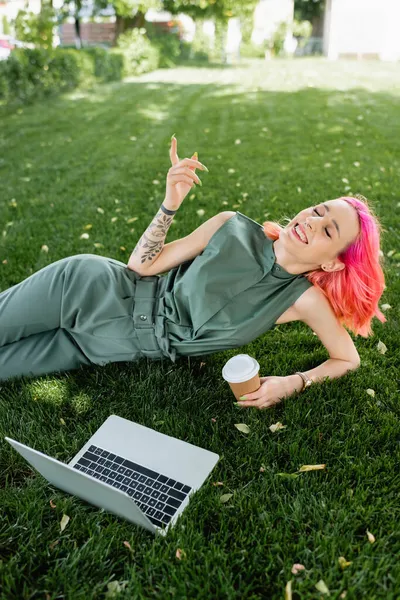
[237,287,361,409]
[237,360,360,409]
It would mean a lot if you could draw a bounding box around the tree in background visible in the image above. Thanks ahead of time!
[294,0,325,35]
[14,1,56,48]
[163,0,258,61]
[93,0,162,45]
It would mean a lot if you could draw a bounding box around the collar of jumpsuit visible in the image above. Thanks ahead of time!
[238,212,300,279]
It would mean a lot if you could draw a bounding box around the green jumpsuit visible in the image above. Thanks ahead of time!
[0,211,313,382]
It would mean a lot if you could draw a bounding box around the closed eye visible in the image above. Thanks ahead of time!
[313,208,331,238]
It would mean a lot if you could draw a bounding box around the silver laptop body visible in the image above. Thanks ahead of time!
[5,414,219,536]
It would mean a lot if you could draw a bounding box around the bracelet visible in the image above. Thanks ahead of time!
[294,372,313,392]
[161,203,177,216]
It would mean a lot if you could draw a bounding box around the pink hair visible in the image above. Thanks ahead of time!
[262,196,387,338]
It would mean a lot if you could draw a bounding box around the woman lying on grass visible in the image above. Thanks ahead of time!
[0,136,387,409]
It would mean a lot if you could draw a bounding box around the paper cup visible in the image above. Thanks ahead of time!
[222,354,260,401]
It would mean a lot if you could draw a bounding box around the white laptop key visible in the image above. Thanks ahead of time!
[5,414,219,536]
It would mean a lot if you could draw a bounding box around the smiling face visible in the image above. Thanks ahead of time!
[273,198,361,275]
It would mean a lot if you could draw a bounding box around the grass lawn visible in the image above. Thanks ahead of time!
[1,57,400,599]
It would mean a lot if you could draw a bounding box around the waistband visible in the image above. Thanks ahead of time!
[125,271,176,363]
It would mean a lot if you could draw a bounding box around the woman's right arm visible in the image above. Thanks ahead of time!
[127,202,177,274]
[127,210,235,276]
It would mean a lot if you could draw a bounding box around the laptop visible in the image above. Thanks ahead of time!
[5,414,219,536]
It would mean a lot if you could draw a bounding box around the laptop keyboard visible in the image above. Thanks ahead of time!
[72,444,192,529]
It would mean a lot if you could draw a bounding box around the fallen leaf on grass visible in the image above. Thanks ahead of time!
[285,579,292,600]
[366,389,375,397]
[377,340,387,354]
[175,548,186,560]
[380,304,391,311]
[277,473,299,479]
[212,481,224,486]
[220,493,233,503]
[315,579,330,595]
[49,539,60,550]
[123,541,133,551]
[291,563,305,575]
[60,514,70,532]
[60,418,66,425]
[49,499,56,509]
[105,580,128,598]
[338,556,352,569]
[366,530,375,543]
[298,464,326,472]
[269,422,286,433]
[234,423,250,434]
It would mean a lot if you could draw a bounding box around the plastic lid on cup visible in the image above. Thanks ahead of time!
[222,354,260,384]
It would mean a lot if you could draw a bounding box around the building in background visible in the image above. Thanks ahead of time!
[1,0,400,62]
[323,0,400,60]
[251,0,294,48]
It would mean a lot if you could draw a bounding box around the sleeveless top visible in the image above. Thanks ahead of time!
[152,211,313,363]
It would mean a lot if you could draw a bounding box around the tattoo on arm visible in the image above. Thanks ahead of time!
[132,208,174,265]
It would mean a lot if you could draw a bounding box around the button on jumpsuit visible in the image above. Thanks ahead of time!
[0,212,313,382]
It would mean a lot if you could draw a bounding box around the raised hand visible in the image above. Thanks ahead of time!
[165,136,208,210]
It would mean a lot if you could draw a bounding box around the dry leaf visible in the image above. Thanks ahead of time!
[260,464,266,473]
[228,168,235,174]
[212,481,224,486]
[105,581,127,598]
[123,541,133,552]
[152,180,160,185]
[49,499,56,509]
[60,514,70,532]
[298,464,326,472]
[366,529,375,543]
[196,209,205,217]
[366,389,375,397]
[97,207,104,214]
[111,217,118,223]
[234,423,250,434]
[84,224,92,230]
[340,591,347,598]
[49,539,60,550]
[211,418,217,423]
[175,548,186,560]
[93,243,104,249]
[285,579,292,600]
[220,493,233,503]
[269,422,287,433]
[387,250,395,257]
[315,579,330,595]
[127,217,138,223]
[291,563,305,575]
[381,304,391,311]
[377,340,387,354]
[338,556,352,569]
[80,233,89,240]
[60,418,66,425]
[120,246,126,251]
[41,245,49,253]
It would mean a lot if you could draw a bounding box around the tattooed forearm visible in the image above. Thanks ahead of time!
[127,204,175,274]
